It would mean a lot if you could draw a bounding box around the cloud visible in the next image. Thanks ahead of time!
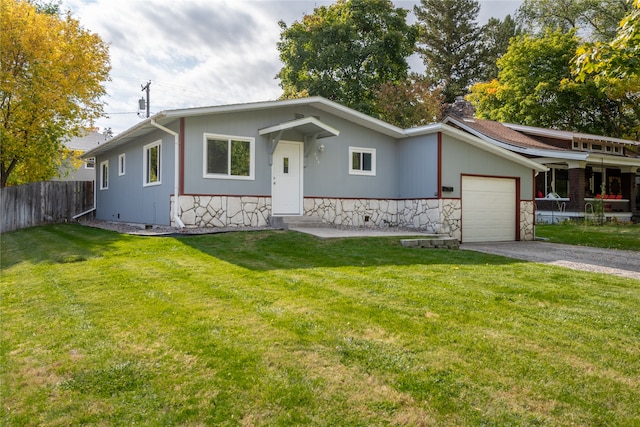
[60,0,522,133]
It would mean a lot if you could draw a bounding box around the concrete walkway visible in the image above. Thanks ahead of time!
[288,227,433,239]
[461,241,640,280]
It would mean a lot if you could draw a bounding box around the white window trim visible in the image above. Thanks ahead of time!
[544,166,570,198]
[85,157,95,170]
[99,160,109,190]
[348,146,376,176]
[143,140,162,187]
[118,153,126,176]
[202,133,255,180]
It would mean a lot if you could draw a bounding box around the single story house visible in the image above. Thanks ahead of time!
[444,116,640,223]
[82,97,547,242]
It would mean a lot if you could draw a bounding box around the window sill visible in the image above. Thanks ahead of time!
[535,197,569,202]
[203,174,254,181]
[585,198,628,202]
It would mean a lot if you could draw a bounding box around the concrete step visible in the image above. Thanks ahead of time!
[269,215,330,230]
[400,237,459,249]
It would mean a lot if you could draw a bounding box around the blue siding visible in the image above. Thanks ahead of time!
[441,134,534,199]
[396,135,439,199]
[95,127,176,225]
[182,106,399,199]
[93,102,538,226]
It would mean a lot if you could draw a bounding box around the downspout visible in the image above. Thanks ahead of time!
[150,119,185,228]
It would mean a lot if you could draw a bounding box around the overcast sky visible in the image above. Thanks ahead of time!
[60,0,522,134]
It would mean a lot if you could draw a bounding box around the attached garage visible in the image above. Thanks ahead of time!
[461,176,517,243]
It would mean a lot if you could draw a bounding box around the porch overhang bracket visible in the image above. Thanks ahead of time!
[303,133,320,165]
[259,116,340,166]
[267,130,284,166]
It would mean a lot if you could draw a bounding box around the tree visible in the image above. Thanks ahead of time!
[468,29,632,136]
[276,0,416,116]
[477,15,522,82]
[574,0,640,139]
[517,0,632,41]
[0,0,110,187]
[374,74,443,128]
[414,0,482,103]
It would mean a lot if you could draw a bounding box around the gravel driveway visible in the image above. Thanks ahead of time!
[461,241,640,280]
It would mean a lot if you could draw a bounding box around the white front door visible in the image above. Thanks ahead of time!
[272,141,303,215]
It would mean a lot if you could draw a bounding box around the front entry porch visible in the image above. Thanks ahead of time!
[535,161,638,223]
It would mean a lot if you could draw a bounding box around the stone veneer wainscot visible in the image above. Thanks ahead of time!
[172,196,534,241]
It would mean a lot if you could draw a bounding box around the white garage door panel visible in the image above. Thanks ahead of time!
[462,177,516,243]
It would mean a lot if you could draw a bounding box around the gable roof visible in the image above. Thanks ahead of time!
[83,97,404,158]
[444,116,570,155]
[445,116,640,169]
[503,123,640,147]
[411,123,547,172]
[82,97,546,172]
[65,130,108,152]
[446,117,563,151]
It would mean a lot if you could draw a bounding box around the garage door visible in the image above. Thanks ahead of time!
[461,176,516,243]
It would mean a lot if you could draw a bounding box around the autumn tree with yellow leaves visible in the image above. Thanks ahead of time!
[0,0,110,187]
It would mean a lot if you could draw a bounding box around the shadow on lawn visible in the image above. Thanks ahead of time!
[177,230,522,271]
[0,224,126,269]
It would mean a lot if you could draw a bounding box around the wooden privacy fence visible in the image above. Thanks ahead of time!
[1,181,94,233]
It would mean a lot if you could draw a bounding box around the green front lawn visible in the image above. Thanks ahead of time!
[2,224,639,426]
[536,222,640,250]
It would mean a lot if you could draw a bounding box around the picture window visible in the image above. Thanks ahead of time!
[203,134,255,180]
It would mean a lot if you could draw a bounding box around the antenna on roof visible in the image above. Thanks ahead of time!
[138,81,150,118]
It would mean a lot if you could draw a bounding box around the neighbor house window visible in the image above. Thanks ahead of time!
[100,160,109,190]
[144,141,161,186]
[118,153,126,176]
[542,167,569,198]
[203,133,255,180]
[85,157,95,169]
[349,147,376,176]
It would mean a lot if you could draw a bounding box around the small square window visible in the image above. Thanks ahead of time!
[100,160,109,190]
[85,157,95,169]
[349,147,376,176]
[118,153,126,176]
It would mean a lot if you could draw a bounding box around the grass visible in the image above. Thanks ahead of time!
[1,224,639,426]
[536,222,640,250]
